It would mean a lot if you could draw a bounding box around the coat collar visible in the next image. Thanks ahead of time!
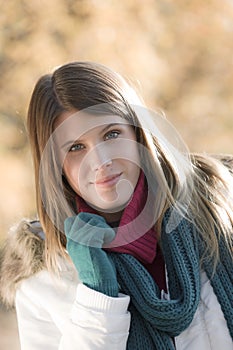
[0,219,45,308]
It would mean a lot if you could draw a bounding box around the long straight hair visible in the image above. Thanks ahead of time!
[27,61,233,272]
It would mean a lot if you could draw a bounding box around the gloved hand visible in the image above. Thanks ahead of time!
[64,212,119,297]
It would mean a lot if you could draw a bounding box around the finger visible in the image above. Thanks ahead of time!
[103,227,116,245]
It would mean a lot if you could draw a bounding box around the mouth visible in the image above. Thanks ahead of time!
[94,173,123,188]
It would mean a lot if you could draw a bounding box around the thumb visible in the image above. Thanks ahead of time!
[103,227,116,245]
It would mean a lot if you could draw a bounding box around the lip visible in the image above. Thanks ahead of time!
[94,173,122,188]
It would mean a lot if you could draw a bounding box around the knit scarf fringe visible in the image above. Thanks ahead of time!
[108,210,233,349]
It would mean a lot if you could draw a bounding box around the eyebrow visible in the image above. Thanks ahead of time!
[101,122,123,134]
[60,122,125,150]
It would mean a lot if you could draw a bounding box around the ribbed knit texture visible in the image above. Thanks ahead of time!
[76,174,233,348]
[107,210,233,349]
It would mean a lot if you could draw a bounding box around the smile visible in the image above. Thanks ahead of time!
[94,173,122,188]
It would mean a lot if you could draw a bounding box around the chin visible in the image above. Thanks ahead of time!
[90,198,130,213]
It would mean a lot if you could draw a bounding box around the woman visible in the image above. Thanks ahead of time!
[0,61,232,349]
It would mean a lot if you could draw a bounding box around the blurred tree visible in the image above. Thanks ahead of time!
[0,0,233,240]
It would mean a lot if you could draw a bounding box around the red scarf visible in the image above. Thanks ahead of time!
[76,172,166,290]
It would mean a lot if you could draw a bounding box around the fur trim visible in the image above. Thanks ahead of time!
[212,153,233,173]
[0,219,45,308]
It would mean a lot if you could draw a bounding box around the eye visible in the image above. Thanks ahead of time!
[104,130,120,140]
[69,143,85,152]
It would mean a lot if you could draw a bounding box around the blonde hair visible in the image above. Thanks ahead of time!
[27,61,233,272]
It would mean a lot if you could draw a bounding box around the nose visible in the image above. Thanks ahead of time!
[89,143,112,171]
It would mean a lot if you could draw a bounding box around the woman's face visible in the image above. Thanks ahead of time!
[55,111,140,215]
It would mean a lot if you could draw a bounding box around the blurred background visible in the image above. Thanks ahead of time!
[0,0,233,348]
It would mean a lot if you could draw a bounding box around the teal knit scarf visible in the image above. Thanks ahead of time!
[108,211,233,349]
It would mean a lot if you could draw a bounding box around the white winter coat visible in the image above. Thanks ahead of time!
[15,259,232,349]
[1,220,232,349]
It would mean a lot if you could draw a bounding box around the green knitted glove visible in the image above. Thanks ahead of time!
[64,212,119,297]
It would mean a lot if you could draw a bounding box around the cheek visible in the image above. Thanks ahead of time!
[116,139,140,165]
[126,145,141,172]
[63,153,92,196]
[63,159,82,193]
[129,162,141,185]
[128,144,141,183]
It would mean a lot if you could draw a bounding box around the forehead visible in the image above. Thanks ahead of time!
[54,111,131,145]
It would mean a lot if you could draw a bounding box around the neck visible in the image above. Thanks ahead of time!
[96,209,123,223]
